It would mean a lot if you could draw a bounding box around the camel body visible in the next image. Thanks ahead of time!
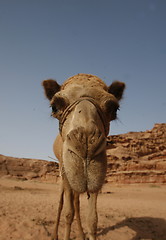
[42,73,125,240]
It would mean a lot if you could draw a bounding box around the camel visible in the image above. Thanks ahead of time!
[42,73,125,240]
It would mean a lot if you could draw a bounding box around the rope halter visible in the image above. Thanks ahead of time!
[59,97,109,137]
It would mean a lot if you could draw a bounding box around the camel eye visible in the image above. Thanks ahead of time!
[104,100,119,121]
[116,106,120,112]
[50,95,69,119]
[51,105,58,113]
[111,104,120,117]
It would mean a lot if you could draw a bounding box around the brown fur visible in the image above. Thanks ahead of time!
[42,79,61,100]
[42,73,125,240]
[61,73,108,91]
[108,80,125,100]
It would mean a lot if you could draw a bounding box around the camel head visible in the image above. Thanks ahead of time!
[42,74,125,193]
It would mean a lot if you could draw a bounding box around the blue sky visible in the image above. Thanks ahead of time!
[0,0,166,160]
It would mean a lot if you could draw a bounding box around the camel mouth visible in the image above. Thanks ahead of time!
[62,127,107,193]
[63,147,107,193]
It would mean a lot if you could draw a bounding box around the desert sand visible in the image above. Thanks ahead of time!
[0,177,166,240]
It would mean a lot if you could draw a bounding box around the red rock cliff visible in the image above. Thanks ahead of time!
[106,123,166,183]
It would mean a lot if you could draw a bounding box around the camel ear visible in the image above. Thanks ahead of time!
[42,79,61,100]
[108,81,125,100]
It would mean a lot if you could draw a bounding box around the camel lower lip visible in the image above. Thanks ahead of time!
[63,147,107,193]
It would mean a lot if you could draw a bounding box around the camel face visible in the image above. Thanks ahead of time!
[44,74,123,122]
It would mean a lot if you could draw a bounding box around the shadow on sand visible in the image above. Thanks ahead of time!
[97,217,166,240]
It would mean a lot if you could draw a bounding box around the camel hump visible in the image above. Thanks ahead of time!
[62,127,107,193]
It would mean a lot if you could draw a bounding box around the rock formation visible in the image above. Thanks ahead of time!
[0,155,59,182]
[107,123,166,183]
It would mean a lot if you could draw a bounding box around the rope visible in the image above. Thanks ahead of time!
[59,97,109,136]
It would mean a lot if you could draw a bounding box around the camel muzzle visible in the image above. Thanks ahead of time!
[60,97,108,193]
[62,127,107,193]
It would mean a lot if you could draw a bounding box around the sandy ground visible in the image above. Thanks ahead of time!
[0,177,166,240]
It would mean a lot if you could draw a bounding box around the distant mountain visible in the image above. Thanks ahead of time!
[0,123,165,184]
